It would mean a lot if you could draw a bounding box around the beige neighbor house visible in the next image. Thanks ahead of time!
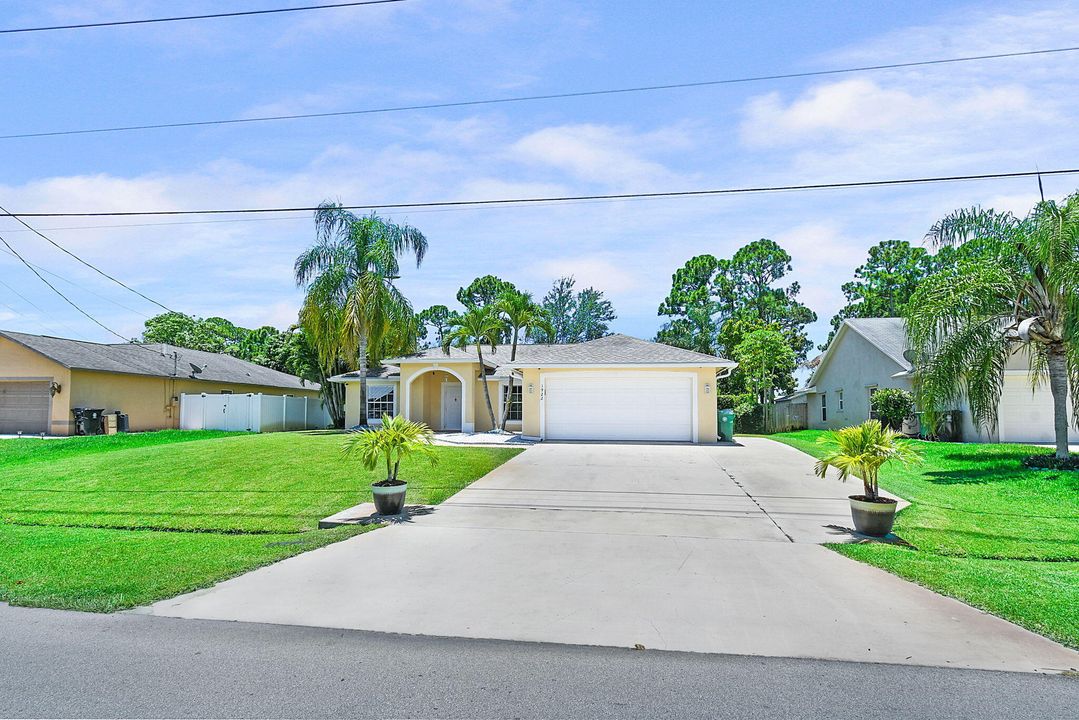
[331,334,737,443]
[0,330,320,436]
[774,317,1079,443]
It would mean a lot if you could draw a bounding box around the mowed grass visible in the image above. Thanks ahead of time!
[0,431,522,611]
[1,430,521,533]
[768,430,1079,647]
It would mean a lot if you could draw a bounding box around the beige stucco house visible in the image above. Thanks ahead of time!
[776,317,1078,443]
[332,334,737,443]
[0,330,319,435]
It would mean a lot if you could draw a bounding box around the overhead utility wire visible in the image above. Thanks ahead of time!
[0,230,146,345]
[0,245,151,317]
[3,44,1076,140]
[0,1,406,35]
[5,168,1078,218]
[0,204,175,312]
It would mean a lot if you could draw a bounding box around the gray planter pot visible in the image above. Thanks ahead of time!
[372,482,407,516]
[849,495,897,537]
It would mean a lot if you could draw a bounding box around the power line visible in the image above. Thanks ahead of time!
[0,1,406,35]
[0,230,140,344]
[0,204,175,312]
[3,45,1076,141]
[0,246,151,318]
[4,168,1077,218]
[0,276,91,340]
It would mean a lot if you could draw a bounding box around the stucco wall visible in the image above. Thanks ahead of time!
[807,329,912,430]
[68,370,319,434]
[519,366,720,443]
[0,337,72,435]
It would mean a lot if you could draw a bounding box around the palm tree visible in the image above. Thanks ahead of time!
[495,290,551,430]
[906,193,1079,458]
[443,305,503,431]
[295,202,428,427]
[814,420,921,501]
[343,414,438,484]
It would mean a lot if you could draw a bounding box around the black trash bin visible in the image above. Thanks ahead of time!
[77,408,106,436]
[115,412,130,433]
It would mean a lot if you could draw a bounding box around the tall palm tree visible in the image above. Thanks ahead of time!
[443,305,503,431]
[295,202,428,427]
[495,290,552,430]
[907,193,1079,458]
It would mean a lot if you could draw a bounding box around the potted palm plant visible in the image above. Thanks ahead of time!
[814,419,921,537]
[343,414,438,516]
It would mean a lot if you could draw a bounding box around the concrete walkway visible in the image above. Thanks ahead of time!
[147,439,1079,673]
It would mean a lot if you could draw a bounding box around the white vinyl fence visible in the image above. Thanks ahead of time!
[179,393,332,433]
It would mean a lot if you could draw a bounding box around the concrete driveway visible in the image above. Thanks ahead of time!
[148,439,1079,673]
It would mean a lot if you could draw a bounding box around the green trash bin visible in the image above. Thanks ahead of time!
[717,408,736,442]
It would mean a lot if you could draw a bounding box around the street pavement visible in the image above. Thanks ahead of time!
[2,604,1077,719]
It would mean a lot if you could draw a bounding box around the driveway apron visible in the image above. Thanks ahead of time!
[146,438,1079,673]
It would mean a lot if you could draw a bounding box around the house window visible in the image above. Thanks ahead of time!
[504,384,523,421]
[868,386,879,419]
[821,392,828,422]
[837,390,844,412]
[366,386,395,421]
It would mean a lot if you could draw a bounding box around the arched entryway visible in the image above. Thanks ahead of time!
[404,367,468,432]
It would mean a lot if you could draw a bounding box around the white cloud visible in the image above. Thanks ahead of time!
[741,79,1044,148]
[532,255,639,295]
[510,123,696,189]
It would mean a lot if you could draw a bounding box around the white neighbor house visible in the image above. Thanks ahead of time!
[774,318,1079,444]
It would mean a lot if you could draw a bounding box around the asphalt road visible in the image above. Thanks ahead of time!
[2,605,1076,719]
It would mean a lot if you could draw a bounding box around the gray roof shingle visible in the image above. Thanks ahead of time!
[384,334,734,368]
[0,330,318,391]
[843,318,912,371]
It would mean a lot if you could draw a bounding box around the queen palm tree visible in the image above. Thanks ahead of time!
[495,290,552,430]
[443,305,503,431]
[295,202,428,427]
[907,192,1079,458]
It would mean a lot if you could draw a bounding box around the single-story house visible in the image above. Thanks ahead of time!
[331,334,737,443]
[0,330,320,435]
[776,317,1078,443]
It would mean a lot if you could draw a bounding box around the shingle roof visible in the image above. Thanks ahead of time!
[843,318,912,371]
[0,330,317,391]
[384,334,735,367]
[328,365,400,382]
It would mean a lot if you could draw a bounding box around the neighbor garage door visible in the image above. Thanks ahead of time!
[543,372,694,442]
[0,381,50,435]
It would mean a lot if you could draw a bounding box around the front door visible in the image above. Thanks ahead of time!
[441,382,462,431]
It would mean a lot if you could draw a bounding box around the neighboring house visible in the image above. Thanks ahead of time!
[775,318,1079,443]
[331,334,737,443]
[0,330,319,435]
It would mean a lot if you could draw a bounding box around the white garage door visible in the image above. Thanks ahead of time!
[997,376,1079,443]
[0,381,51,435]
[543,373,694,442]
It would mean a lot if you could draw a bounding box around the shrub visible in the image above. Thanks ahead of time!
[871,388,915,431]
[1021,454,1079,471]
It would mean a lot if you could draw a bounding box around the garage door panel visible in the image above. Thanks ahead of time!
[543,373,694,442]
[997,376,1079,443]
[0,381,51,434]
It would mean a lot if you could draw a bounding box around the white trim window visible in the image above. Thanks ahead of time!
[837,389,844,412]
[366,385,395,422]
[504,383,523,422]
[821,392,828,422]
[868,386,879,419]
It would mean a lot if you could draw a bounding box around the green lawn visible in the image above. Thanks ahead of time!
[0,431,522,611]
[767,430,1079,647]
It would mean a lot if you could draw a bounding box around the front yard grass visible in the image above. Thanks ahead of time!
[767,430,1079,648]
[0,431,522,611]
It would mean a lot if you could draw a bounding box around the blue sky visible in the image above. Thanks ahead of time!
[2,0,1078,351]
